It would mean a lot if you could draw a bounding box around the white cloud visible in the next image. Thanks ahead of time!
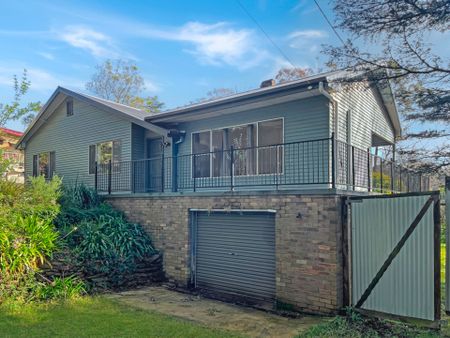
[58,25,121,58]
[288,30,328,51]
[37,52,55,60]
[0,65,84,92]
[288,30,328,40]
[143,79,160,93]
[137,21,269,69]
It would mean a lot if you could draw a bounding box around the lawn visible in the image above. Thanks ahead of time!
[0,297,241,338]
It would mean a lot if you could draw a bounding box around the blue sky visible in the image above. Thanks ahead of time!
[0,0,341,131]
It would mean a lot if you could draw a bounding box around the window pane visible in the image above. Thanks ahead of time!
[229,125,256,176]
[98,141,113,164]
[258,119,283,174]
[38,152,49,178]
[212,130,228,177]
[192,131,210,178]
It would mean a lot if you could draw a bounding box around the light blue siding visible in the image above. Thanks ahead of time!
[332,82,395,148]
[25,98,132,187]
[172,96,331,191]
[177,96,330,155]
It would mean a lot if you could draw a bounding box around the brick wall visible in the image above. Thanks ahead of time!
[107,193,343,314]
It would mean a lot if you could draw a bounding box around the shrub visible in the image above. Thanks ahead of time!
[71,215,156,287]
[56,184,157,288]
[0,175,62,303]
[34,276,86,301]
[0,216,59,276]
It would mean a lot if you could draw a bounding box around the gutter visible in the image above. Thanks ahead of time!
[318,81,339,139]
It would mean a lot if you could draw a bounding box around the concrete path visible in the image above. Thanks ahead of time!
[107,286,325,338]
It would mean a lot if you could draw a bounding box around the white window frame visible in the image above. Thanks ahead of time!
[191,117,284,178]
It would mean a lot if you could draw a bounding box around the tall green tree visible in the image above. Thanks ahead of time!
[324,0,449,173]
[0,70,41,127]
[86,60,163,114]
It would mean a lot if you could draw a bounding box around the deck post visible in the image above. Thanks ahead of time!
[380,158,383,193]
[390,162,394,193]
[193,154,196,192]
[351,146,355,190]
[160,151,165,193]
[94,161,98,191]
[230,146,234,191]
[331,133,336,189]
[367,149,371,192]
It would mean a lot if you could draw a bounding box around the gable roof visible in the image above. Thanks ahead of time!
[17,87,169,148]
[145,69,401,138]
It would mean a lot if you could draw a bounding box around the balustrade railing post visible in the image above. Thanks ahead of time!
[131,161,135,193]
[367,149,371,192]
[94,161,98,191]
[193,154,196,192]
[230,146,234,191]
[419,173,422,192]
[351,146,355,190]
[107,159,112,195]
[390,162,394,193]
[160,151,165,193]
[275,145,279,190]
[380,158,383,193]
[331,133,336,189]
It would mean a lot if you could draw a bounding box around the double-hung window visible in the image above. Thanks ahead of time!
[32,151,56,179]
[192,118,283,178]
[89,140,121,174]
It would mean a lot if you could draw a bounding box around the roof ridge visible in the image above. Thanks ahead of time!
[68,89,145,112]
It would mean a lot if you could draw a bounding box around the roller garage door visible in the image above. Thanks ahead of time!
[192,211,276,303]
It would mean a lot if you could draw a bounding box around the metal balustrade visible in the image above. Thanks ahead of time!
[95,135,431,194]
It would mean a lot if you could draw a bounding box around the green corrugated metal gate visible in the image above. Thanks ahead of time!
[346,192,441,323]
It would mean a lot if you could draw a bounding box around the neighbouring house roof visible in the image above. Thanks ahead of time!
[145,69,401,138]
[17,87,170,149]
[0,127,23,138]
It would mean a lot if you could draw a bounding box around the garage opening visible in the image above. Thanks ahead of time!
[190,210,276,306]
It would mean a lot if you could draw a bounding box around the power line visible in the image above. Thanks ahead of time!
[312,0,346,46]
[235,0,298,69]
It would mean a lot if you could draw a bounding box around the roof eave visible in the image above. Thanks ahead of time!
[17,87,170,149]
[146,75,332,124]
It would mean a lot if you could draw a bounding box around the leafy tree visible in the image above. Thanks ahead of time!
[0,70,41,127]
[86,60,163,114]
[275,67,313,84]
[324,0,449,173]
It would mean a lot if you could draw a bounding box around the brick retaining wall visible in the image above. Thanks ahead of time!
[107,193,343,314]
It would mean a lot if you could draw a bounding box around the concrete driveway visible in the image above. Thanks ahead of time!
[107,286,325,338]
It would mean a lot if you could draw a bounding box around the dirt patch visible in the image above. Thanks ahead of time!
[107,286,325,338]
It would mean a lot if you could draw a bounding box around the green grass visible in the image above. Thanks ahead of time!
[0,297,241,338]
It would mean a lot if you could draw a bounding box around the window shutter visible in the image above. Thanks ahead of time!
[32,155,38,177]
[113,140,121,162]
[89,145,96,174]
[49,152,56,178]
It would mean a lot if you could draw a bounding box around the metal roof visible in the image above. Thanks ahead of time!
[17,87,169,148]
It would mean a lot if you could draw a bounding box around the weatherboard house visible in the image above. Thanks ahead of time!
[17,70,427,314]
